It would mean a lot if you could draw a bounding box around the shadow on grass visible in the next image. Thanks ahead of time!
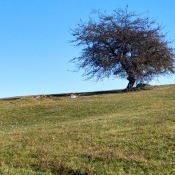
[31,160,88,175]
[50,164,88,175]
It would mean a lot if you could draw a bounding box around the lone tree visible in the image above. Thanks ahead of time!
[71,8,175,89]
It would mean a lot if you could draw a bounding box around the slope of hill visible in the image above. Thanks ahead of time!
[0,84,175,175]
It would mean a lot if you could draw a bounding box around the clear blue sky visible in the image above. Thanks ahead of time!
[0,0,175,98]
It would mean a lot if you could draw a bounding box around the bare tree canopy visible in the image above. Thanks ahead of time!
[71,7,175,89]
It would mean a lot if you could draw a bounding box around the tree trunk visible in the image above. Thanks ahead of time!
[126,77,135,90]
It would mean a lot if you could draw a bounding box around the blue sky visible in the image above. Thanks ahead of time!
[0,0,175,98]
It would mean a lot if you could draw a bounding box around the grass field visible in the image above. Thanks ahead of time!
[0,84,175,175]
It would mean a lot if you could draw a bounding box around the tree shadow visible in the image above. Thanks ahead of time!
[31,160,89,175]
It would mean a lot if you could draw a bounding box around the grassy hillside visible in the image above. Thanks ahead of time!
[0,85,175,175]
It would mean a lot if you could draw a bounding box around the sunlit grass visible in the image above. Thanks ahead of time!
[0,85,175,174]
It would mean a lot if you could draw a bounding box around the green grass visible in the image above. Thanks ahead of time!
[0,84,175,175]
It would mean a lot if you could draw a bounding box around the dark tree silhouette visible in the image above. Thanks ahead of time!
[71,8,175,89]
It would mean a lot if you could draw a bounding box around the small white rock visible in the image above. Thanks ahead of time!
[70,94,77,98]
